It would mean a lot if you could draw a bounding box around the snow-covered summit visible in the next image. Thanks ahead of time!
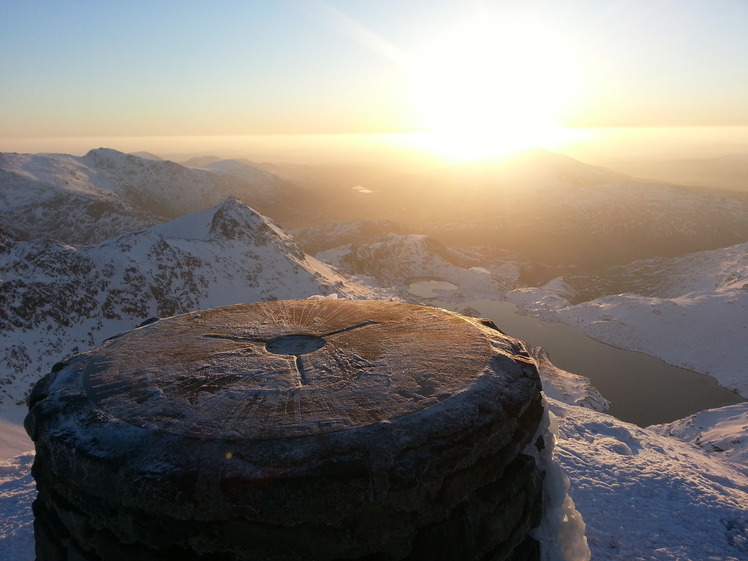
[80,147,253,217]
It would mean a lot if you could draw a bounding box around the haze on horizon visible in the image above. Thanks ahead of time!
[1,0,747,166]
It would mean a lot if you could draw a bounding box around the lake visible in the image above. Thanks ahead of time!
[408,280,744,426]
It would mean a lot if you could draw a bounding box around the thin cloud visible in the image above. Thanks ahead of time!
[299,0,415,68]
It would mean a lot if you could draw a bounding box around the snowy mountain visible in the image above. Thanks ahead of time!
[0,152,161,245]
[0,197,380,412]
[80,148,316,224]
[508,240,748,397]
[0,149,317,245]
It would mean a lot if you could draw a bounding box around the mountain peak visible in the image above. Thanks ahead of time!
[146,197,302,257]
[83,147,128,161]
[208,197,267,240]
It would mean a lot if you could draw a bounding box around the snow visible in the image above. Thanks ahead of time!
[548,398,748,561]
[317,232,520,298]
[0,454,34,561]
[530,407,591,561]
[651,403,748,467]
[508,241,748,397]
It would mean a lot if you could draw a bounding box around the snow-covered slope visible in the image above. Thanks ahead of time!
[547,398,747,561]
[0,453,34,561]
[193,157,320,224]
[0,198,380,414]
[651,403,748,467]
[79,148,231,216]
[508,241,748,397]
[0,152,161,245]
[0,149,316,245]
[81,148,315,223]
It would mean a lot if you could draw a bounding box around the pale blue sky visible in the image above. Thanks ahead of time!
[1,0,747,139]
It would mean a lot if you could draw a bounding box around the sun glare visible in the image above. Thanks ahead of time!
[408,17,575,161]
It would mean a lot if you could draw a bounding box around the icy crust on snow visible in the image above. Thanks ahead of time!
[508,241,748,397]
[651,403,748,468]
[548,398,748,561]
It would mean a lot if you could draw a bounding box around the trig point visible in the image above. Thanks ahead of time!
[26,299,545,561]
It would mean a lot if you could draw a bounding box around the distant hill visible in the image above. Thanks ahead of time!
[385,149,748,266]
[129,151,164,161]
[599,154,748,192]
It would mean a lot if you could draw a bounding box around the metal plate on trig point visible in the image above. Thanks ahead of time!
[82,300,494,440]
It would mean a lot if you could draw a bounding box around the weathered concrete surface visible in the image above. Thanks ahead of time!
[26,299,545,561]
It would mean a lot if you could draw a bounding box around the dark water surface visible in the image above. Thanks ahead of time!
[409,282,744,426]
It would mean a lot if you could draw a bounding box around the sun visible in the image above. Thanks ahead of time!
[407,18,576,161]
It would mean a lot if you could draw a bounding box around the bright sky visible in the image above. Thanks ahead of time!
[1,0,747,143]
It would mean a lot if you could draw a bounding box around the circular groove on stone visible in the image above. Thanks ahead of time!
[266,335,326,355]
[80,300,496,440]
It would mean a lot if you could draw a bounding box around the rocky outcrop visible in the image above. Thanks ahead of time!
[26,300,545,560]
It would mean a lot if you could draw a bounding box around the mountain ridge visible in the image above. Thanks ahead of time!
[0,149,317,245]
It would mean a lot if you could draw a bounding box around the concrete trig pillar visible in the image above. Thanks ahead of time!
[26,299,545,560]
